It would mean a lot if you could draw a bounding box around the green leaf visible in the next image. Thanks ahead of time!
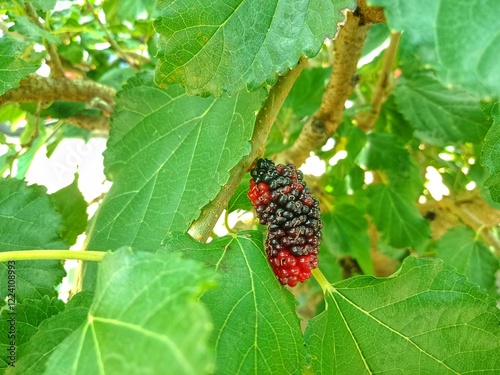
[0,297,64,370]
[375,95,414,144]
[395,75,491,145]
[30,0,57,12]
[434,226,499,296]
[317,250,343,284]
[227,175,251,213]
[326,159,362,196]
[19,113,37,145]
[305,256,500,374]
[321,204,372,274]
[339,120,367,164]
[357,132,423,199]
[371,0,500,98]
[16,118,48,180]
[97,66,137,91]
[266,107,304,155]
[0,104,26,124]
[45,130,65,158]
[0,38,38,95]
[1,296,64,346]
[0,179,66,302]
[377,240,409,262]
[56,16,88,35]
[41,101,87,119]
[484,174,500,203]
[435,1,500,98]
[50,174,88,246]
[361,23,390,58]
[58,42,84,65]
[386,160,423,202]
[481,103,500,202]
[9,291,94,375]
[43,248,214,375]
[63,124,91,141]
[367,184,430,250]
[11,16,59,45]
[154,0,355,96]
[104,0,156,24]
[86,72,265,254]
[357,132,409,171]
[282,66,331,118]
[370,0,438,72]
[161,232,307,375]
[0,147,16,176]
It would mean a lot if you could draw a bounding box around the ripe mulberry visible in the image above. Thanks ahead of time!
[248,158,322,287]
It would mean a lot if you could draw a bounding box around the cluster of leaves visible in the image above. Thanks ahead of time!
[1,0,500,374]
[0,0,155,177]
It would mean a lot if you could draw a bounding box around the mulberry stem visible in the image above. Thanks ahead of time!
[312,268,334,294]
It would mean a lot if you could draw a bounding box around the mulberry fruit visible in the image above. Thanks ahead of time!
[248,158,323,287]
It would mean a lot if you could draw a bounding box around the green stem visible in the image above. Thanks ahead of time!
[312,268,335,294]
[474,224,487,242]
[224,210,235,234]
[0,250,106,263]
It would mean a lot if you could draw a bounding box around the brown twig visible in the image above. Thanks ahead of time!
[23,2,65,78]
[276,10,371,166]
[0,74,116,111]
[449,202,500,255]
[64,114,110,131]
[357,0,386,24]
[190,57,308,242]
[419,195,500,256]
[0,74,115,130]
[357,31,401,131]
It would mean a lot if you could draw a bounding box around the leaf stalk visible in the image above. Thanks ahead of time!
[0,250,106,262]
[312,268,335,294]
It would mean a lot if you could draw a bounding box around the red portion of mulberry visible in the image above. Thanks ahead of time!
[269,250,318,287]
[248,158,322,287]
[248,180,271,207]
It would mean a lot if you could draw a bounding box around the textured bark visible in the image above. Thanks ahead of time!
[276,11,371,166]
[0,74,116,111]
[65,114,110,131]
[357,0,386,24]
[418,194,500,254]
